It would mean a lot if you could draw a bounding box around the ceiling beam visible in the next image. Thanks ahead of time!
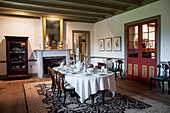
[1,0,115,15]
[0,8,97,23]
[111,0,141,6]
[57,0,126,11]
[0,2,105,19]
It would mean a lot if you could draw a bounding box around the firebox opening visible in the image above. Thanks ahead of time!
[43,56,66,75]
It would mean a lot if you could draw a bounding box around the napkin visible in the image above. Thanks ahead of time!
[101,66,105,69]
[60,62,64,68]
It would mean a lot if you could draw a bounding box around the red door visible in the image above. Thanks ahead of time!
[127,20,157,83]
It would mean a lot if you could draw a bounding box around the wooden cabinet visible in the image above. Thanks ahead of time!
[5,36,29,79]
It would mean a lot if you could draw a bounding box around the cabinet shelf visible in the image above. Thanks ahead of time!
[9,52,25,54]
[10,67,25,69]
[5,36,29,79]
[10,61,25,63]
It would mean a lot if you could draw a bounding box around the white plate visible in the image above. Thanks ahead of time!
[74,73,93,76]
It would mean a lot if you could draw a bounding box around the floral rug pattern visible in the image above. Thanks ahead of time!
[24,81,170,113]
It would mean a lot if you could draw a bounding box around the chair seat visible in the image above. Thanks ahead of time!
[64,82,70,87]
[55,76,69,84]
[65,84,75,89]
[151,76,169,80]
[113,68,121,72]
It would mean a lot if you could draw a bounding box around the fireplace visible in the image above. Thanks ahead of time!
[34,49,71,78]
[43,56,66,74]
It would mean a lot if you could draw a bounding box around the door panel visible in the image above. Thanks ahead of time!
[127,25,140,81]
[127,20,157,83]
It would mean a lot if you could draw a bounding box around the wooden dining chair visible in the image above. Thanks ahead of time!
[113,60,123,79]
[57,71,78,104]
[48,67,59,96]
[150,64,170,93]
[87,64,94,68]
[168,61,170,94]
[96,62,106,69]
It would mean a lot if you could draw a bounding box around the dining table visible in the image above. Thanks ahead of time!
[53,65,116,103]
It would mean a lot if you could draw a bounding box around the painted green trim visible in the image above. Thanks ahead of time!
[160,61,168,64]
[124,24,127,78]
[157,15,161,66]
[124,15,161,76]
[124,15,161,26]
[90,56,125,60]
[72,30,90,61]
[0,61,6,63]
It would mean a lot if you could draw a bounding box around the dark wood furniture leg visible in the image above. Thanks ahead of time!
[57,87,60,97]
[102,91,105,104]
[114,72,117,80]
[150,79,152,90]
[158,81,161,88]
[76,93,79,103]
[91,94,95,105]
[120,71,122,79]
[58,90,61,101]
[162,81,164,93]
[168,80,170,94]
[63,90,66,105]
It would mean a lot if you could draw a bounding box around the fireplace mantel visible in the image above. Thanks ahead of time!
[34,49,71,78]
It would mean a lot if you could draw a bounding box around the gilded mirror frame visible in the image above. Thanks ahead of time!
[43,17,63,49]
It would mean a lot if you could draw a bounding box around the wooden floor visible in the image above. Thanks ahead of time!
[0,77,170,113]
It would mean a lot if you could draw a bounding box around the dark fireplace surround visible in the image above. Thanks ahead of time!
[43,56,66,74]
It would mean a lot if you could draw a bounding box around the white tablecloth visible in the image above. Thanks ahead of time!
[53,67,116,103]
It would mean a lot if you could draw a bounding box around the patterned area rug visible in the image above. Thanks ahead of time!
[24,81,170,113]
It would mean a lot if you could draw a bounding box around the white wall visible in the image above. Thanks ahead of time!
[0,0,169,76]
[93,0,170,64]
[0,16,43,75]
[0,17,94,76]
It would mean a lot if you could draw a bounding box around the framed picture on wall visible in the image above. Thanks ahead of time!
[113,36,121,51]
[98,39,105,51]
[105,38,112,51]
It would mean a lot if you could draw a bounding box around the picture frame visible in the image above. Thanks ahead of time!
[105,37,112,51]
[98,39,105,51]
[113,36,121,51]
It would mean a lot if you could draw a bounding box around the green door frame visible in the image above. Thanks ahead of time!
[72,30,90,62]
[124,15,161,78]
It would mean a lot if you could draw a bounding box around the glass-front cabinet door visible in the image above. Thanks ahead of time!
[9,42,26,69]
[5,36,28,79]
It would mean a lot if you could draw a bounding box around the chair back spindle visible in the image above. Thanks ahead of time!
[162,64,169,77]
[157,64,161,76]
[57,72,65,92]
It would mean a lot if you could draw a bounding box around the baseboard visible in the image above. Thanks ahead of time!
[0,73,37,80]
[28,73,37,77]
[0,75,6,80]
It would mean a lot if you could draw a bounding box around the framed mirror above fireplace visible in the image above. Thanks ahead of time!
[43,17,63,49]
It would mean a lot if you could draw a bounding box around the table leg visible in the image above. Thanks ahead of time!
[102,90,105,104]
[168,80,170,94]
[91,94,95,105]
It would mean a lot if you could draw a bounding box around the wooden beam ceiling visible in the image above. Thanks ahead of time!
[58,0,126,11]
[0,2,106,18]
[0,0,159,23]
[110,0,141,6]
[1,0,115,15]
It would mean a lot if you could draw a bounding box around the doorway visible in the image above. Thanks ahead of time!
[126,18,159,84]
[72,30,90,63]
